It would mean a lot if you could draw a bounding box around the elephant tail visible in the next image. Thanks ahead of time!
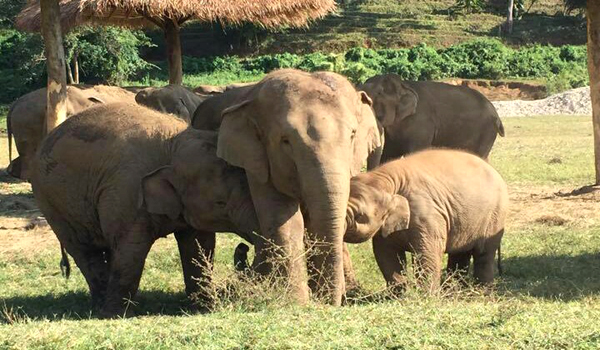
[497,244,503,276]
[7,101,15,162]
[492,112,505,137]
[60,244,71,279]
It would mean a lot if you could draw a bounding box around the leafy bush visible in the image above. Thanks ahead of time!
[0,30,46,103]
[65,27,154,84]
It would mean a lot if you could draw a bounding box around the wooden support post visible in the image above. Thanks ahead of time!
[164,18,183,85]
[40,0,68,134]
[588,0,600,185]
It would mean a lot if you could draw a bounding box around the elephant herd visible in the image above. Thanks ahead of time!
[6,70,508,318]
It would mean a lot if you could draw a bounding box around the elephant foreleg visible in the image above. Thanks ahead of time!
[342,244,361,294]
[372,234,408,294]
[175,228,215,310]
[247,175,309,303]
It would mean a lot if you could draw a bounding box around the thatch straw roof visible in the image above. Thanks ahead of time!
[15,0,337,32]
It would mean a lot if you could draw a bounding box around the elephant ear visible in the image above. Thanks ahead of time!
[174,98,191,122]
[217,100,269,184]
[380,194,410,237]
[139,166,182,221]
[351,91,383,176]
[392,81,418,123]
[376,77,418,127]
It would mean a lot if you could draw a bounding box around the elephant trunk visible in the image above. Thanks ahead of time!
[228,191,260,245]
[301,164,350,306]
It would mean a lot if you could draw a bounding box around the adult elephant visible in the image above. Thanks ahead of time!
[360,74,505,168]
[135,85,207,123]
[6,85,136,180]
[217,69,381,305]
[31,103,258,317]
[192,84,255,131]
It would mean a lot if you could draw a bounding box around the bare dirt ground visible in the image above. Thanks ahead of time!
[507,184,600,231]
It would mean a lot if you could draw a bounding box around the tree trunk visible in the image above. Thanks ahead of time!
[66,59,74,84]
[588,0,600,185]
[40,0,68,135]
[506,0,514,35]
[164,18,183,85]
[73,51,79,84]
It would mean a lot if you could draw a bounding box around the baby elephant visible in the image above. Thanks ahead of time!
[345,149,508,290]
[30,103,258,318]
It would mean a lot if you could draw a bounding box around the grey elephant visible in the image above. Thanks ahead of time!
[192,84,255,131]
[216,69,380,305]
[360,74,505,167]
[345,149,508,291]
[7,85,136,180]
[30,103,258,318]
[135,84,207,123]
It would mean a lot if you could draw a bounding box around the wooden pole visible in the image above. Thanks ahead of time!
[40,0,68,134]
[164,18,183,85]
[587,0,600,185]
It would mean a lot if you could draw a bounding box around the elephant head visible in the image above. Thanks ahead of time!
[345,179,410,243]
[360,74,418,128]
[135,85,204,123]
[216,69,381,304]
[140,129,258,242]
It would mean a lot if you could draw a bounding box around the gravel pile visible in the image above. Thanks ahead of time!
[492,86,592,117]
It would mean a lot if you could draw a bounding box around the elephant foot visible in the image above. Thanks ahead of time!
[97,299,137,319]
[97,306,135,319]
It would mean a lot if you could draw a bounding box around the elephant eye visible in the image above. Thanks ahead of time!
[281,136,290,145]
[350,129,357,140]
[215,201,227,208]
[355,212,368,224]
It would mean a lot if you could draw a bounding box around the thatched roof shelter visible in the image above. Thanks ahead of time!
[16,0,336,84]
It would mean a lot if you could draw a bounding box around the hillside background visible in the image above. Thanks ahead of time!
[143,0,586,59]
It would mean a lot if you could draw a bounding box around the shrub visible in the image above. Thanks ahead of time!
[0,30,45,103]
[65,27,154,84]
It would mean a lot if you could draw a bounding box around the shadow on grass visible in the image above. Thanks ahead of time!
[1,289,192,323]
[473,13,586,46]
[500,252,600,301]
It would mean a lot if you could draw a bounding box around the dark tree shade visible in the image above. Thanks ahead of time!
[565,0,586,13]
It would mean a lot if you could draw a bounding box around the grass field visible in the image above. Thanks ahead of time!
[1,115,600,348]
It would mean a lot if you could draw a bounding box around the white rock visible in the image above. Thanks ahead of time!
[492,87,592,117]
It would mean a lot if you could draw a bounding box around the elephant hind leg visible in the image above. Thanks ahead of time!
[100,225,153,318]
[52,228,110,308]
[446,251,471,282]
[473,229,504,284]
[472,250,496,284]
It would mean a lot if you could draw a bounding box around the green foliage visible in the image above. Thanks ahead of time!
[0,0,25,29]
[64,27,155,85]
[450,0,485,14]
[0,27,154,103]
[168,39,588,92]
[0,29,45,103]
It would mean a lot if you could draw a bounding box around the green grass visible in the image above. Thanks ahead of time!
[490,115,595,185]
[1,115,600,348]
